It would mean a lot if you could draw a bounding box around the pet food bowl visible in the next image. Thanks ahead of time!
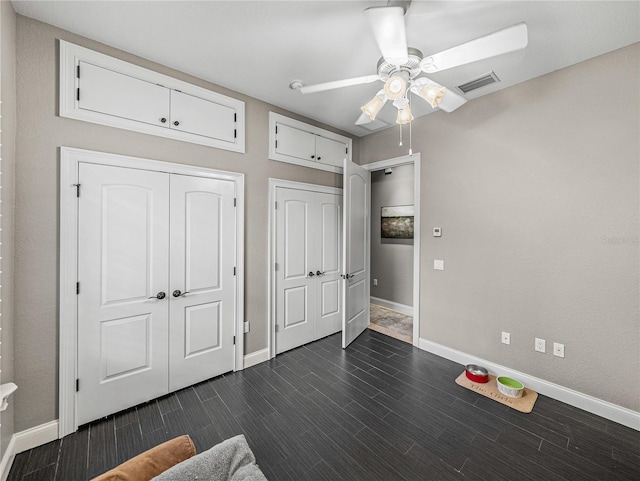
[465,364,489,383]
[496,376,525,398]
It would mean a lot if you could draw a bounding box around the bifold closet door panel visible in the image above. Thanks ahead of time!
[77,163,170,425]
[275,188,316,354]
[168,174,236,391]
[315,193,342,339]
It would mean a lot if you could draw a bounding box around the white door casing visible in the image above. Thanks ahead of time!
[168,174,236,391]
[274,186,342,354]
[342,159,371,348]
[77,163,171,424]
[59,147,245,436]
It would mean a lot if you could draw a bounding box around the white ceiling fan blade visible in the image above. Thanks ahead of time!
[437,89,467,113]
[364,6,408,65]
[298,75,381,94]
[420,22,528,73]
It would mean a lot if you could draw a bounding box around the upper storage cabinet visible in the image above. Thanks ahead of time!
[61,41,245,153]
[269,112,352,173]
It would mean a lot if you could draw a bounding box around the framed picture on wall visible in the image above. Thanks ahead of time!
[381,205,414,239]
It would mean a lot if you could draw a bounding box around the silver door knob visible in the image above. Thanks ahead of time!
[148,291,166,300]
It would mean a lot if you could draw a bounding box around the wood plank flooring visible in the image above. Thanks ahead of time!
[8,330,640,480]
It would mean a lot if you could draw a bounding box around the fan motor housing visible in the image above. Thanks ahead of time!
[377,47,423,80]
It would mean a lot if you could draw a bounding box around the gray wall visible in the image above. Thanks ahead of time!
[13,15,357,432]
[360,43,640,411]
[1,0,17,457]
[370,164,414,307]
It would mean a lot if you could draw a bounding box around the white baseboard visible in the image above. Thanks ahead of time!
[1,420,59,481]
[243,348,270,369]
[370,296,413,316]
[419,338,640,431]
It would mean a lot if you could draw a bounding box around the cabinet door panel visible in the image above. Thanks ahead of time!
[79,62,169,126]
[316,135,348,168]
[170,91,236,142]
[275,123,316,161]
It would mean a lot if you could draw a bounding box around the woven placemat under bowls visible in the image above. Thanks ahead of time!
[455,372,538,413]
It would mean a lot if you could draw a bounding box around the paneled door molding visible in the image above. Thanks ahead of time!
[59,147,245,437]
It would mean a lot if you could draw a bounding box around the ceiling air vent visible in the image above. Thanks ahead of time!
[457,72,500,94]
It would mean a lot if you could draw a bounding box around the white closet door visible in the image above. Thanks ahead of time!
[275,188,316,353]
[170,90,236,143]
[342,159,371,348]
[315,193,342,338]
[77,163,170,425]
[168,174,236,391]
[315,136,347,168]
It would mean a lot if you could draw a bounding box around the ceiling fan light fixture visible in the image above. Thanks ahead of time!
[418,84,446,108]
[384,72,409,100]
[361,94,385,120]
[396,104,414,125]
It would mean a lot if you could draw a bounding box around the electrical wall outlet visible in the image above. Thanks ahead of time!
[535,338,546,353]
[434,259,444,270]
[553,342,565,358]
[501,332,511,345]
[243,321,250,334]
[373,278,378,286]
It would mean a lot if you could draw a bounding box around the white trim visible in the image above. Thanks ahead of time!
[268,178,344,359]
[419,338,640,431]
[60,41,245,153]
[363,153,421,347]
[243,348,270,369]
[268,112,351,173]
[370,296,413,316]
[1,421,60,481]
[59,147,245,437]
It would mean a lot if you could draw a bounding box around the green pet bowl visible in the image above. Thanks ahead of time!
[496,376,525,398]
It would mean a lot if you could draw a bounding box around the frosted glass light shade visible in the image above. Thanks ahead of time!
[396,104,414,124]
[384,73,408,100]
[418,84,446,108]
[361,95,384,120]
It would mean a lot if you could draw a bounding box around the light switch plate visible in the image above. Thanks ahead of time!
[433,227,442,237]
[434,259,444,270]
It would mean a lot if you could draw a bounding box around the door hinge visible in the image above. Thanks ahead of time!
[76,88,80,101]
[233,335,236,345]
[275,139,278,149]
[76,379,79,392]
[76,64,80,78]
[233,198,237,207]
[275,262,279,271]
[275,324,280,333]
[76,282,80,294]
[233,267,236,276]
[346,146,349,154]
[73,183,80,197]
[275,201,278,210]
[234,113,237,123]
[275,125,278,135]
[234,129,237,139]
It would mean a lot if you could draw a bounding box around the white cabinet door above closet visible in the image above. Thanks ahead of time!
[79,62,170,127]
[170,90,237,143]
[275,123,316,162]
[315,135,348,168]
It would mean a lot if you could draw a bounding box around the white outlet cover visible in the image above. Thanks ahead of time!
[434,259,444,270]
[501,332,511,345]
[535,338,546,353]
[553,342,565,358]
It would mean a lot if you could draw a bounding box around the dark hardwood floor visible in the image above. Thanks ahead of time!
[8,330,640,480]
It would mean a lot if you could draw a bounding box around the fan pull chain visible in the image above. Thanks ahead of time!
[409,97,413,155]
[399,123,403,147]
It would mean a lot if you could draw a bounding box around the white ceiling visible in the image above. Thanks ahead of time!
[12,1,640,137]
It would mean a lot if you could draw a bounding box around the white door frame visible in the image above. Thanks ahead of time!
[362,153,421,347]
[267,179,343,359]
[59,146,245,437]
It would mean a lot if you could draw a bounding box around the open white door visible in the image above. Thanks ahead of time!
[342,159,370,348]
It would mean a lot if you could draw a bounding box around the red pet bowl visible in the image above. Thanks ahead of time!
[465,364,489,383]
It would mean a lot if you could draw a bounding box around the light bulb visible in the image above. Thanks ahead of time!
[361,95,384,120]
[384,72,409,100]
[396,104,414,125]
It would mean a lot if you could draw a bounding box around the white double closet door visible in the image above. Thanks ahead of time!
[77,162,236,425]
[275,187,342,353]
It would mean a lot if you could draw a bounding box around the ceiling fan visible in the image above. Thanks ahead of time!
[291,1,528,127]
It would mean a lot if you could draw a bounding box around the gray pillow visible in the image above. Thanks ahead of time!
[151,434,268,481]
